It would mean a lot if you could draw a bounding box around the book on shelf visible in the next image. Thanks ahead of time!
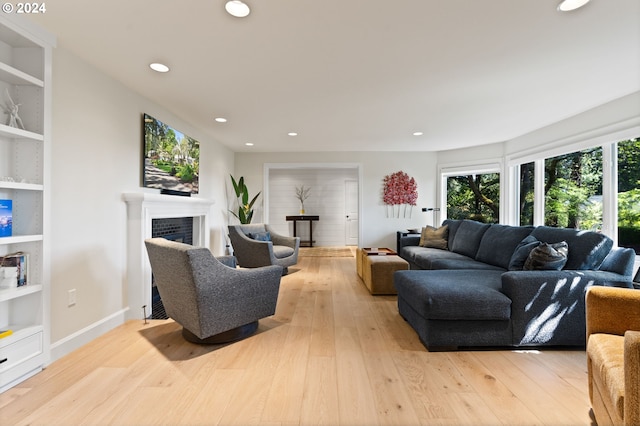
[0,252,28,288]
[0,199,11,237]
[0,329,13,339]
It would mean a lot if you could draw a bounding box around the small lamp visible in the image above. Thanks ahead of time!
[421,207,440,227]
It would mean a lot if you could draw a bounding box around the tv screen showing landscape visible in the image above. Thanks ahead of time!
[143,113,199,194]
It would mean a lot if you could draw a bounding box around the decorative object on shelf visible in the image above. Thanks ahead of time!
[295,185,310,214]
[0,199,12,237]
[3,89,25,130]
[230,175,261,224]
[382,171,418,218]
[0,251,28,288]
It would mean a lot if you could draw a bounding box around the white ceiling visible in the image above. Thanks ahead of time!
[28,0,640,153]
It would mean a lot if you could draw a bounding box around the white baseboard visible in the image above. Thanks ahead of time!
[50,308,129,363]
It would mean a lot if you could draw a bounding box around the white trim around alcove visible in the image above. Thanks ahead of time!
[263,163,363,247]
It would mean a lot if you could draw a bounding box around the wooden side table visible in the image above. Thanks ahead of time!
[286,215,319,247]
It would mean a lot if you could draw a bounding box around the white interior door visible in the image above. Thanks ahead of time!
[345,179,359,245]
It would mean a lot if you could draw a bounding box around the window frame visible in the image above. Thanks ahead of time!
[437,160,504,225]
[505,126,640,245]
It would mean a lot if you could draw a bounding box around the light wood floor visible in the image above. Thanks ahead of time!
[0,254,595,425]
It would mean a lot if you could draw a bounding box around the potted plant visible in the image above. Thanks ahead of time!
[230,175,261,224]
[295,185,310,214]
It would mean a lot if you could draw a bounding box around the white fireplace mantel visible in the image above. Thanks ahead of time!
[123,193,215,319]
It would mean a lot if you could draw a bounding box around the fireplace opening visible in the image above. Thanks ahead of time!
[150,217,194,319]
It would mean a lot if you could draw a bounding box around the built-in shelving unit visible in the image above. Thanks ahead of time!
[0,14,54,393]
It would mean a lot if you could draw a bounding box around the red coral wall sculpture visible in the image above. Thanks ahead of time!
[382,171,418,218]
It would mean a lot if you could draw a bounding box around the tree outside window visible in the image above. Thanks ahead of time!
[519,162,535,226]
[446,173,500,223]
[544,148,602,230]
[618,138,640,254]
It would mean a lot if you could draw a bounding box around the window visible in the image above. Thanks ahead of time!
[519,162,535,226]
[618,138,640,254]
[544,147,603,230]
[446,173,500,223]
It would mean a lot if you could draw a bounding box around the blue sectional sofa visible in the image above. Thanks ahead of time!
[394,219,636,350]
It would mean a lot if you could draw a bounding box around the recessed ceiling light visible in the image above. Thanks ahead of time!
[245,142,254,146]
[413,132,424,136]
[214,117,227,123]
[288,132,298,136]
[557,0,590,11]
[225,0,250,18]
[149,63,170,73]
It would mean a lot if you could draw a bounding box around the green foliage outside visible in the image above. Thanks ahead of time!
[446,173,500,223]
[544,147,603,229]
[447,138,639,252]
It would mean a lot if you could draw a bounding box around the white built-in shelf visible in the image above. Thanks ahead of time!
[0,235,43,244]
[0,325,43,348]
[0,181,43,191]
[0,61,43,87]
[0,123,43,141]
[0,284,42,303]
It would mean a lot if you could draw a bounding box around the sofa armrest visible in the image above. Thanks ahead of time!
[586,286,640,337]
[502,270,631,346]
[625,330,640,424]
[399,234,420,249]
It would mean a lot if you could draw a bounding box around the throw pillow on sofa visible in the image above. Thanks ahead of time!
[524,241,569,270]
[508,235,540,270]
[419,225,449,249]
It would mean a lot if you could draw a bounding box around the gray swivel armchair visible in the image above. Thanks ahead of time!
[228,224,300,274]
[144,237,283,344]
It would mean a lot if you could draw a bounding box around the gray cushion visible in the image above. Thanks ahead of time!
[475,224,534,269]
[429,258,505,271]
[248,231,271,241]
[523,241,568,270]
[442,219,462,251]
[273,245,294,259]
[508,235,540,270]
[530,226,613,270]
[406,247,471,269]
[394,270,510,320]
[450,220,491,258]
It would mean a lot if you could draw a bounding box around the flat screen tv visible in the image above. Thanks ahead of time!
[143,113,199,195]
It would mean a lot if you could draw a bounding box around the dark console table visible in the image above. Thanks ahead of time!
[286,215,319,247]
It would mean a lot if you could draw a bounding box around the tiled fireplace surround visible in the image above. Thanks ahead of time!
[123,193,215,319]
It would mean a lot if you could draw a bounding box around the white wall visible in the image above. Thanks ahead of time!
[268,168,359,246]
[49,47,234,357]
[234,151,438,249]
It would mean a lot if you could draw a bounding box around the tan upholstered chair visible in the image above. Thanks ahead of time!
[586,286,640,426]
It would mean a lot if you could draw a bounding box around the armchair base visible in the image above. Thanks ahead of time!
[182,321,259,345]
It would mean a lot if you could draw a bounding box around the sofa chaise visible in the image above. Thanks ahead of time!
[394,219,636,350]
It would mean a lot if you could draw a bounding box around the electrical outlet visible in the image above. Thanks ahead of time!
[68,289,76,307]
